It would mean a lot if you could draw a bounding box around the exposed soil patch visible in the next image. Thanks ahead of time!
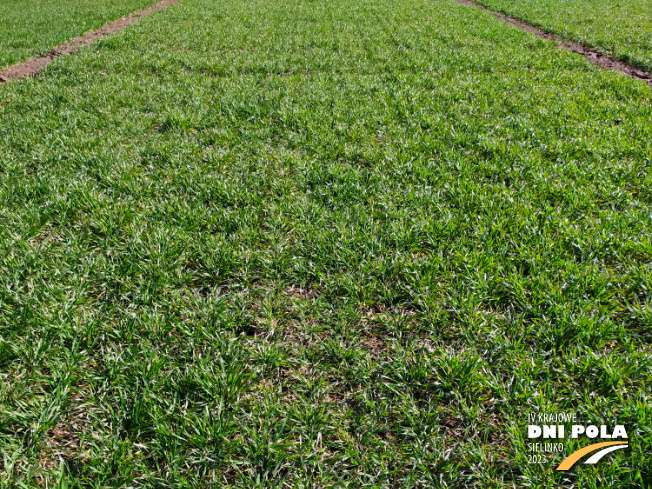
[0,0,179,83]
[454,0,652,87]
[361,336,388,359]
[284,285,316,300]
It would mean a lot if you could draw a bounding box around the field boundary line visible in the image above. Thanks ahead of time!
[0,0,179,83]
[453,0,652,87]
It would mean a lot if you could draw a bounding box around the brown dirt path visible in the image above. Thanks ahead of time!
[0,0,179,83]
[454,0,652,87]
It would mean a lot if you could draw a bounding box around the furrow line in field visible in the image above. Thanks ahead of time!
[0,0,179,83]
[453,0,652,87]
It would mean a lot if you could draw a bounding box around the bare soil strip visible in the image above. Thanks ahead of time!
[454,0,652,87]
[0,0,179,83]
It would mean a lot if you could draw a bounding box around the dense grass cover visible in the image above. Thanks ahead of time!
[0,0,651,486]
[0,0,156,69]
[475,0,652,72]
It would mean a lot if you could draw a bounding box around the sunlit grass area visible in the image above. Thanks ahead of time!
[0,0,651,486]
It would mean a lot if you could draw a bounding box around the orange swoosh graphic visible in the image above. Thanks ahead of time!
[556,442,628,470]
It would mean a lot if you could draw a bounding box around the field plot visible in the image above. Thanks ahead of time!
[474,0,652,72]
[0,0,156,69]
[0,0,651,486]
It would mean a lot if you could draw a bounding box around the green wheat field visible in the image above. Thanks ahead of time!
[0,0,650,487]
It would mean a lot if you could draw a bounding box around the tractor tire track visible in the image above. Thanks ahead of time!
[453,0,652,87]
[0,0,179,83]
